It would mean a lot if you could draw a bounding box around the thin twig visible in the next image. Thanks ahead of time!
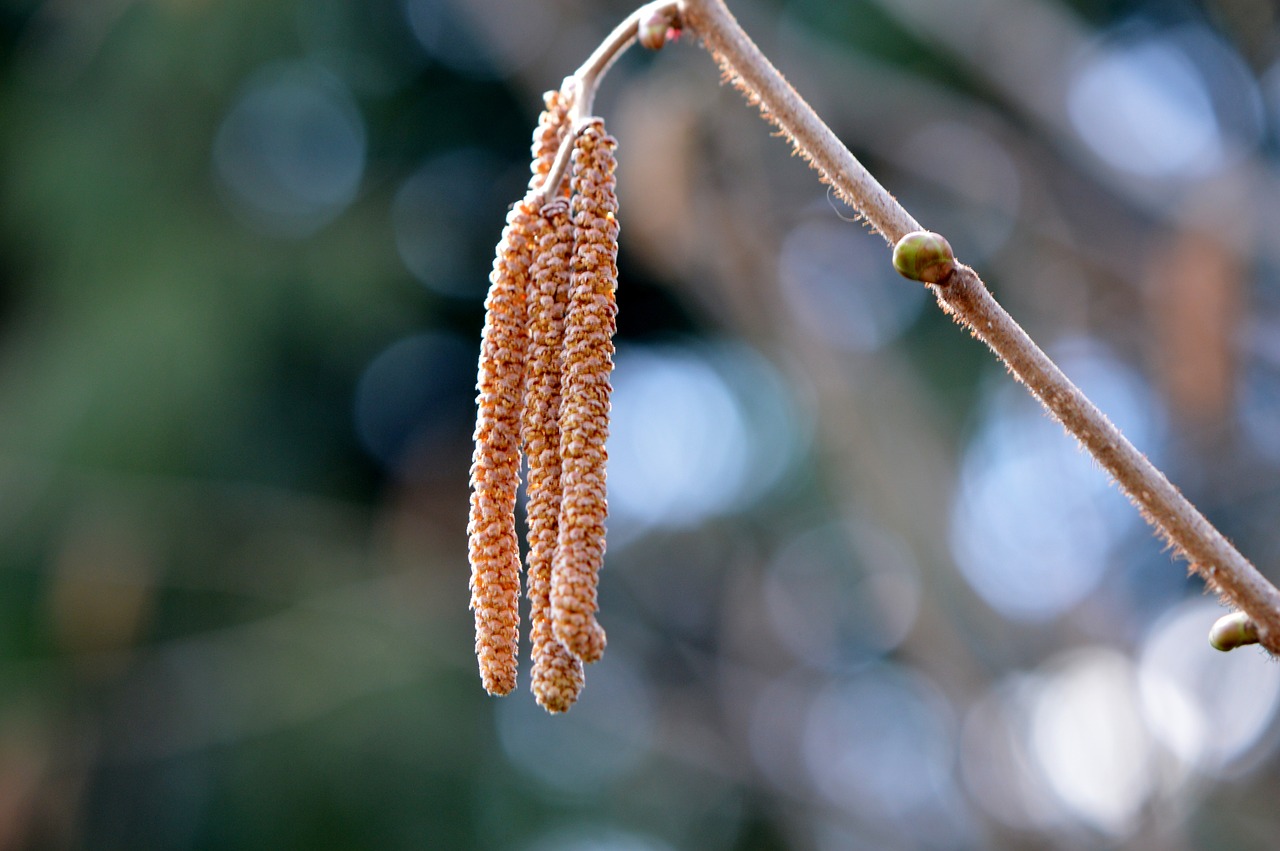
[677,0,1280,653]
[535,1,682,207]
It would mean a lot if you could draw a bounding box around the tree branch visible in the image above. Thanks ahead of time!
[677,0,1280,653]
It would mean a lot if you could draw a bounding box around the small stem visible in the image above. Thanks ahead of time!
[535,1,681,207]
[678,0,1280,654]
[574,1,668,118]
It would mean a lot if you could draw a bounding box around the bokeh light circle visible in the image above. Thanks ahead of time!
[214,61,366,237]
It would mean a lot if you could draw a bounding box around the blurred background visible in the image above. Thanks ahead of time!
[3,0,1280,847]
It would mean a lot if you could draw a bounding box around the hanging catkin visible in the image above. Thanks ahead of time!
[523,90,586,711]
[467,194,533,696]
[550,118,619,665]
[523,199,585,711]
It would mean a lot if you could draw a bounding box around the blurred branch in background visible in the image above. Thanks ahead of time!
[4,0,1280,849]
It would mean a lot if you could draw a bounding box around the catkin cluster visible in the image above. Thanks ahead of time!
[468,90,620,713]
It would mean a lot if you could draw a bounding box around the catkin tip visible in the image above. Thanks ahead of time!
[532,641,586,712]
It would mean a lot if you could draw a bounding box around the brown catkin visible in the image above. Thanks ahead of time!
[468,197,535,696]
[523,200,585,712]
[551,118,619,664]
[527,93,586,710]
[468,87,578,699]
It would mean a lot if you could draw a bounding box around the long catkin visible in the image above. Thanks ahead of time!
[551,118,619,664]
[468,196,534,696]
[523,89,587,711]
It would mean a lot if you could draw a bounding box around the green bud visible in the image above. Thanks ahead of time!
[892,231,955,284]
[1209,611,1259,651]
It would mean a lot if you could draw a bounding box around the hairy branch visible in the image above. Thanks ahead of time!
[676,0,1280,653]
